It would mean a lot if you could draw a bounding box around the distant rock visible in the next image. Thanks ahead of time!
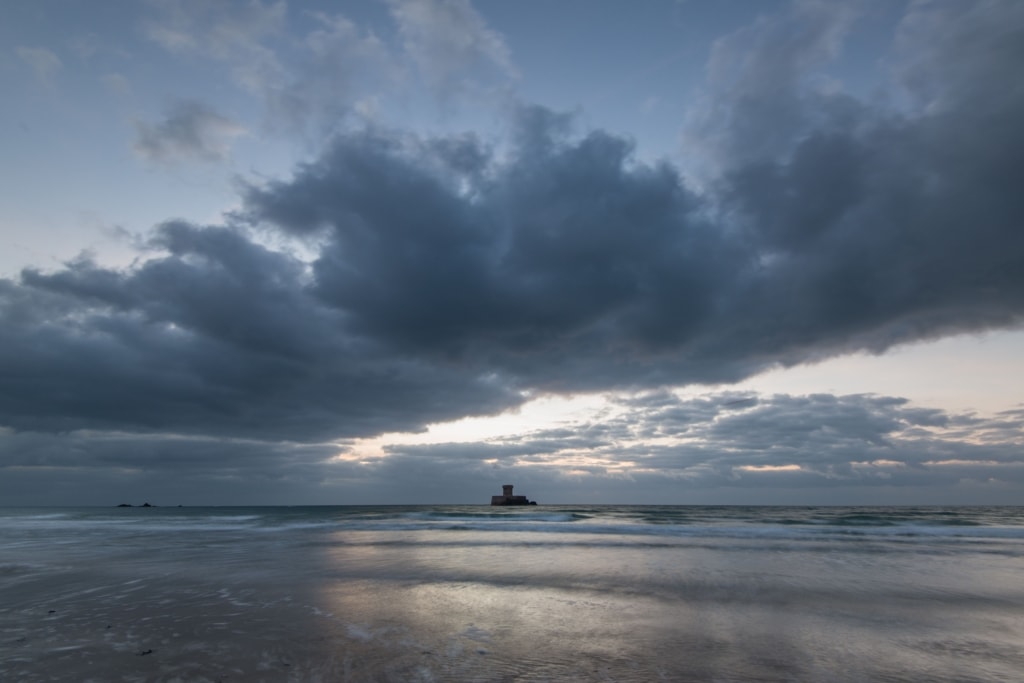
[116,503,132,507]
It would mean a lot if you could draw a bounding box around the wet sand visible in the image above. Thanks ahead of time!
[3,506,1024,682]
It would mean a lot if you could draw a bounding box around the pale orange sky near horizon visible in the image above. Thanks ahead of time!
[345,329,1024,460]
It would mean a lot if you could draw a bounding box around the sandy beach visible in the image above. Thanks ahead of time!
[3,506,1023,682]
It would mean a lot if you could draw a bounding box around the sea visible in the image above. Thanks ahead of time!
[1,505,1022,682]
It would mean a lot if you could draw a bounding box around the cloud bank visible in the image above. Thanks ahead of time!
[2,0,1022,503]
[2,392,1020,505]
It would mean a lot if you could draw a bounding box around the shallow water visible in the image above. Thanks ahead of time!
[2,505,1023,681]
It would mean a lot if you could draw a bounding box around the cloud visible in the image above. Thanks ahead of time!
[143,1,396,138]
[2,0,1023,503]
[8,0,1024,439]
[144,0,287,85]
[263,11,396,137]
[15,46,62,85]
[134,100,246,163]
[141,1,517,139]
[100,72,132,96]
[5,222,520,441]
[6,390,1013,506]
[387,0,517,100]
[892,0,1024,116]
[380,391,1024,501]
[682,0,860,176]
[241,26,1024,388]
[0,427,346,506]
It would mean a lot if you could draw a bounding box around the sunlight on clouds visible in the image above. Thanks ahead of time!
[525,453,637,472]
[339,393,614,460]
[728,331,1024,416]
[852,460,906,468]
[736,464,802,472]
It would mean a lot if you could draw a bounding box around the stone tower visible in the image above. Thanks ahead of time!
[491,483,535,505]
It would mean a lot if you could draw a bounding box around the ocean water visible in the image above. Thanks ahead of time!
[1,505,1022,682]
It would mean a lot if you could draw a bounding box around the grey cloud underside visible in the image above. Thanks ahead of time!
[2,392,1020,505]
[2,1,1023,445]
[3,226,518,441]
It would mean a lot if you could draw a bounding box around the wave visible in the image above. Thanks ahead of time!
[2,506,1022,544]
[400,510,580,523]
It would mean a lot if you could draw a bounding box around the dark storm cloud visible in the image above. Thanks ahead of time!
[243,0,1024,391]
[4,221,520,440]
[242,113,738,391]
[1,0,1023,502]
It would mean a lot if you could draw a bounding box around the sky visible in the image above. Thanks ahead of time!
[1,0,1023,506]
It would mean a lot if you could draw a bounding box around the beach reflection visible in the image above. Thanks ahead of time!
[313,528,1024,682]
[315,531,809,681]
